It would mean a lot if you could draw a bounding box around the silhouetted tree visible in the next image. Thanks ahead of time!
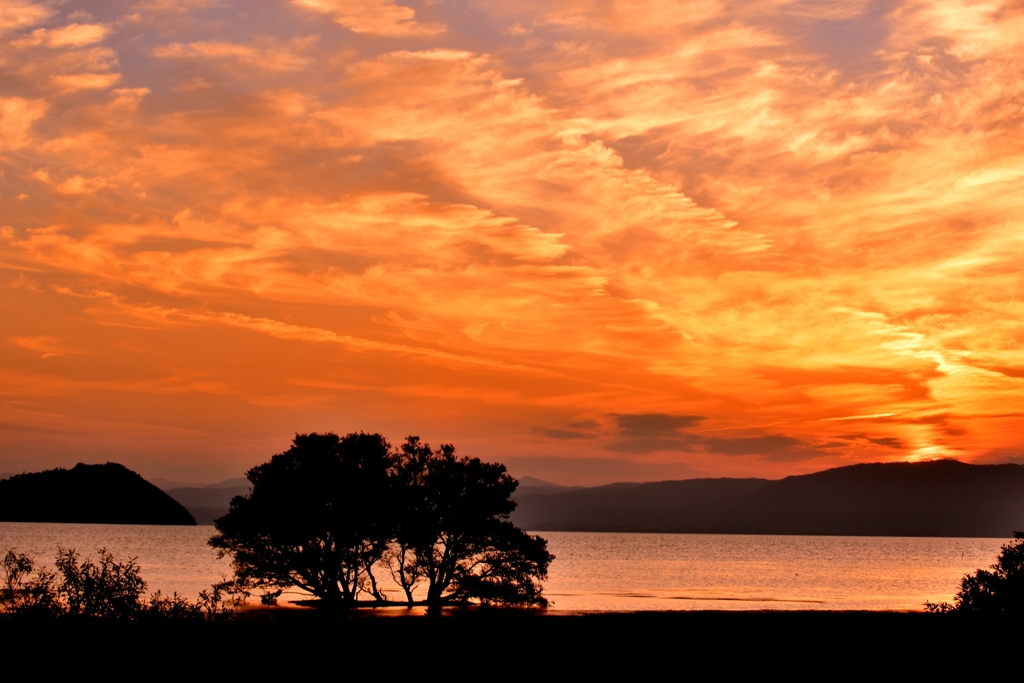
[928,531,1024,613]
[210,432,395,608]
[391,437,552,609]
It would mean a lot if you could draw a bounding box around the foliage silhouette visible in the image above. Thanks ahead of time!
[210,432,395,608]
[1,548,243,619]
[210,432,552,609]
[390,436,552,609]
[927,531,1024,613]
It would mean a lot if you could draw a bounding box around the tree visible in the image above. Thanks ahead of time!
[209,431,553,610]
[210,432,395,608]
[928,531,1024,613]
[390,436,553,609]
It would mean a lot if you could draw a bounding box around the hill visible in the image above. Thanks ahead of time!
[510,460,1024,537]
[0,463,196,525]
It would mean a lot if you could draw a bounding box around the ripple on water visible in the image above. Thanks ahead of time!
[0,523,1006,610]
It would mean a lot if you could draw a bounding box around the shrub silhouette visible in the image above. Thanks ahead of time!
[1,548,244,619]
[927,531,1024,613]
[1,547,144,618]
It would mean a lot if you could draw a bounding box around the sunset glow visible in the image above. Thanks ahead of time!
[2,0,1023,484]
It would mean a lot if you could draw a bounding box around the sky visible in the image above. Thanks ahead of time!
[2,0,1023,485]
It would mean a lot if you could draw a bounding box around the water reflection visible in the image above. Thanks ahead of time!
[541,532,1004,611]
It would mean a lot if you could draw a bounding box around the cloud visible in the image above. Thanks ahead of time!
[51,73,121,91]
[14,23,110,48]
[608,430,831,461]
[32,170,112,195]
[3,0,1024,480]
[702,435,811,459]
[0,1,55,34]
[607,412,831,461]
[839,433,907,449]
[614,413,706,436]
[154,37,317,71]
[530,0,726,32]
[8,336,82,359]
[503,22,531,36]
[291,0,446,36]
[0,98,46,150]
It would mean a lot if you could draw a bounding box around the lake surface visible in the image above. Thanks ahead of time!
[0,523,1006,611]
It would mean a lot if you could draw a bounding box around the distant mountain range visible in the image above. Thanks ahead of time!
[158,479,251,526]
[4,459,1022,535]
[0,463,195,525]
[149,477,250,491]
[510,460,1024,538]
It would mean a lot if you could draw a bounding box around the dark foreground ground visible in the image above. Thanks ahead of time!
[2,610,1018,674]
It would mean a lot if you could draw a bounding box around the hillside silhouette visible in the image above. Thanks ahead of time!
[0,463,195,525]
[511,460,1024,537]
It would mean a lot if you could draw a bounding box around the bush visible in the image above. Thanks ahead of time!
[1,548,245,619]
[927,531,1024,613]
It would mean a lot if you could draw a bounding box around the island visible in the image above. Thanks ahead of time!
[0,463,196,525]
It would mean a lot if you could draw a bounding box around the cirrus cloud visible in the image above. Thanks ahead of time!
[1,0,1023,483]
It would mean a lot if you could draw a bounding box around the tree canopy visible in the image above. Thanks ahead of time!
[210,432,394,607]
[210,432,552,609]
[392,436,552,609]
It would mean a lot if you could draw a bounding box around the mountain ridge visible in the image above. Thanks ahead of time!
[5,459,1018,535]
[510,460,1024,537]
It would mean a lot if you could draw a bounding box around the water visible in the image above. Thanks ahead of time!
[541,532,1004,611]
[0,523,1006,611]
[0,523,233,599]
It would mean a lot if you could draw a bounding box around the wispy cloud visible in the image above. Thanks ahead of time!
[2,0,1023,481]
[13,23,109,48]
[291,0,446,36]
[8,336,83,359]
[154,37,318,71]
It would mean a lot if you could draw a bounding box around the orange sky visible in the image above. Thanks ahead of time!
[2,0,1023,484]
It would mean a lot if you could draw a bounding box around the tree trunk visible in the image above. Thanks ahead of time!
[425,582,446,613]
[317,576,346,609]
[366,567,388,603]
